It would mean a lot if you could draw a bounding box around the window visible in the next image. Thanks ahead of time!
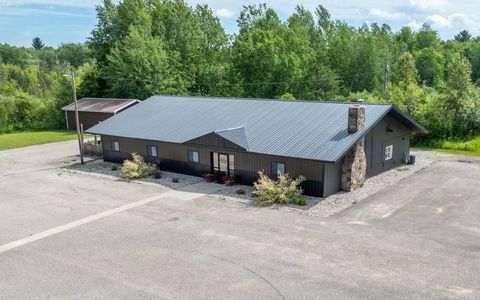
[385,145,393,160]
[147,145,157,157]
[112,141,119,152]
[272,162,286,175]
[188,150,199,163]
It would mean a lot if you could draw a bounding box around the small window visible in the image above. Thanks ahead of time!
[188,150,199,163]
[272,162,286,175]
[147,145,157,157]
[385,145,393,160]
[112,141,119,152]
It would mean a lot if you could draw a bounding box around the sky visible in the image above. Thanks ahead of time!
[1,0,480,47]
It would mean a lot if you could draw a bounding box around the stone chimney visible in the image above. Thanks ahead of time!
[348,105,365,133]
[341,104,367,192]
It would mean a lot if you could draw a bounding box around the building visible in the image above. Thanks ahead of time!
[86,96,427,197]
[62,98,140,130]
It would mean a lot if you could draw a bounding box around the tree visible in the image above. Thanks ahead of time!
[32,37,45,50]
[393,52,418,85]
[105,25,186,99]
[443,53,480,137]
[454,30,472,43]
[415,47,445,86]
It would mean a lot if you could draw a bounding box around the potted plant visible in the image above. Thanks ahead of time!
[223,176,236,186]
[203,173,216,182]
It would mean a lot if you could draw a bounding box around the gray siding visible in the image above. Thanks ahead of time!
[101,135,325,196]
[67,111,114,130]
[364,115,411,177]
[323,161,342,197]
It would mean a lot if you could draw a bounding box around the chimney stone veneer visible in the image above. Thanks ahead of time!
[341,105,367,191]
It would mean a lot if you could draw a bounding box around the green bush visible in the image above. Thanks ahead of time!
[297,198,308,206]
[253,171,305,205]
[111,164,118,171]
[121,153,155,179]
[236,187,246,195]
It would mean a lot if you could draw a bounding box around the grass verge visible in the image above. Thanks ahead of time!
[414,136,480,158]
[0,130,78,151]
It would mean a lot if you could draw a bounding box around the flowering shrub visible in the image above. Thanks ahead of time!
[121,153,155,179]
[203,173,216,182]
[253,171,305,205]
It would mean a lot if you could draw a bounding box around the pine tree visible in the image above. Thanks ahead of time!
[32,37,45,50]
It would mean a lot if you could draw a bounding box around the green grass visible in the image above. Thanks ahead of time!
[0,130,78,151]
[415,135,480,157]
[396,167,409,172]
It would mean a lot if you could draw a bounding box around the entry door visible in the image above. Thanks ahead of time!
[212,152,234,176]
[219,154,229,174]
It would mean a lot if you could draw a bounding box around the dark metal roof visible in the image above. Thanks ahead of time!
[62,98,140,113]
[86,96,427,162]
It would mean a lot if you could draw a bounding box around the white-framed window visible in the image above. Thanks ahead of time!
[272,162,286,175]
[147,145,158,157]
[188,150,199,163]
[385,145,393,160]
[112,141,120,152]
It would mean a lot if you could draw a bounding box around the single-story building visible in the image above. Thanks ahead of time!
[62,98,140,130]
[86,96,427,197]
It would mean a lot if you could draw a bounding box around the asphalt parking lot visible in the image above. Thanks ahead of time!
[0,141,479,299]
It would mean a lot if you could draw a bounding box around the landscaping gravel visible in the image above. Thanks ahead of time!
[63,159,203,189]
[65,150,444,218]
[211,150,444,218]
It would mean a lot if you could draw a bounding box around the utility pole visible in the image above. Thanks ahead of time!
[384,55,390,95]
[66,71,84,164]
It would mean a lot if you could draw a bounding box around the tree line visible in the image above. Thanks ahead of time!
[1,0,480,142]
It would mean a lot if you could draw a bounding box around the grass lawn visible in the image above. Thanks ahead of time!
[0,130,79,151]
[414,135,480,158]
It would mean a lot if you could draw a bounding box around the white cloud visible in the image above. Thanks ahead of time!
[0,7,91,17]
[424,13,480,32]
[425,14,451,28]
[409,0,450,10]
[407,20,423,30]
[370,9,405,20]
[1,0,100,8]
[215,8,234,18]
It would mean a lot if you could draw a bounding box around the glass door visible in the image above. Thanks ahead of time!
[212,152,234,176]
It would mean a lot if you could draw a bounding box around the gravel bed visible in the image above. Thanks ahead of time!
[63,159,203,189]
[211,150,443,218]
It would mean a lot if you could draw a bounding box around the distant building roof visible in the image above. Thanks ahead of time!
[86,96,427,162]
[62,98,140,114]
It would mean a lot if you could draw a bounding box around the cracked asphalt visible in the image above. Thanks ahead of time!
[0,141,479,299]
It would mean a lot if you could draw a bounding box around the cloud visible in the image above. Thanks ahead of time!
[407,20,423,30]
[424,13,480,32]
[1,0,100,8]
[425,14,451,28]
[409,0,450,10]
[215,8,235,18]
[0,7,91,17]
[370,9,405,20]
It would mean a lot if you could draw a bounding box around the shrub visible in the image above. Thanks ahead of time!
[153,170,162,179]
[253,171,305,205]
[236,187,246,195]
[223,176,236,186]
[121,153,155,179]
[111,164,118,171]
[297,198,308,206]
[172,177,179,183]
[203,173,215,182]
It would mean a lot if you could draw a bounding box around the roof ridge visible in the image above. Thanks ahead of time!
[151,95,393,106]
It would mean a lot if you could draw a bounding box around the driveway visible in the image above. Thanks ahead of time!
[0,141,479,299]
